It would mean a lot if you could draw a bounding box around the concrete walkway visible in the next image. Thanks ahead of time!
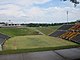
[0,48,80,60]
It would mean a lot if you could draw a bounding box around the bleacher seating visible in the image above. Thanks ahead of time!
[49,24,80,44]
[71,34,80,43]
[69,24,80,31]
[60,24,80,43]
[60,31,71,39]
[0,33,10,45]
[0,33,10,39]
[0,38,5,45]
[58,24,74,30]
[49,30,66,37]
[60,31,79,40]
[49,24,74,37]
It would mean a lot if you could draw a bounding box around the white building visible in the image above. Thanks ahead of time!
[0,22,5,27]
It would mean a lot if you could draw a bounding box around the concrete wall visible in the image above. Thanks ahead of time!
[0,45,2,51]
[0,24,5,27]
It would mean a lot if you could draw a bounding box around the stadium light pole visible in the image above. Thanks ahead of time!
[67,11,68,24]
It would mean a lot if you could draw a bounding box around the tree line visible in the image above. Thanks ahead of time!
[21,21,76,27]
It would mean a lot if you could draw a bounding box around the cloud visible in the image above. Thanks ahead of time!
[24,6,80,23]
[0,0,51,7]
[0,4,26,17]
[17,0,50,5]
[0,0,51,17]
[0,0,80,23]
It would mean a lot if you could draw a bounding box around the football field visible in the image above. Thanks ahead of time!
[4,35,79,50]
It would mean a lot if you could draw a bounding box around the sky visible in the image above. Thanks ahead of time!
[0,0,80,23]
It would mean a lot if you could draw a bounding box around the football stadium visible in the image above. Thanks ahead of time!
[0,22,80,60]
[0,0,80,60]
[0,22,80,52]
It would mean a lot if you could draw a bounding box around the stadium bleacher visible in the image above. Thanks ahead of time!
[0,38,5,45]
[49,24,80,44]
[49,24,74,37]
[58,24,74,30]
[0,33,10,45]
[71,34,80,43]
[60,31,78,39]
[49,30,66,37]
[69,24,80,31]
[0,33,10,39]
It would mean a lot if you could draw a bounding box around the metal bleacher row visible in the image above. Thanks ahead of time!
[0,33,10,45]
[49,24,80,44]
[49,30,66,37]
[58,24,74,30]
[49,24,74,37]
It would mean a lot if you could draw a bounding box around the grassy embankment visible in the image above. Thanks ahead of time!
[0,28,40,37]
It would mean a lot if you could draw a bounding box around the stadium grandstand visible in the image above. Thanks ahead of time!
[0,33,10,50]
[49,22,80,44]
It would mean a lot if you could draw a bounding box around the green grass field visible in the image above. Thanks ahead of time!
[36,26,61,35]
[0,28,40,37]
[4,35,79,50]
[0,26,80,54]
[0,26,61,37]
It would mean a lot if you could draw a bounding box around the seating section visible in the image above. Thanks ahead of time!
[60,31,79,40]
[49,24,80,44]
[0,38,5,44]
[0,33,10,45]
[71,34,80,43]
[49,24,74,37]
[0,33,10,39]
[49,31,66,37]
[69,24,80,31]
[58,24,74,30]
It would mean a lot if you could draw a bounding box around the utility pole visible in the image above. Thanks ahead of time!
[67,11,68,24]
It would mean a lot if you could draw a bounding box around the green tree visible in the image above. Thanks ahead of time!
[62,0,79,7]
